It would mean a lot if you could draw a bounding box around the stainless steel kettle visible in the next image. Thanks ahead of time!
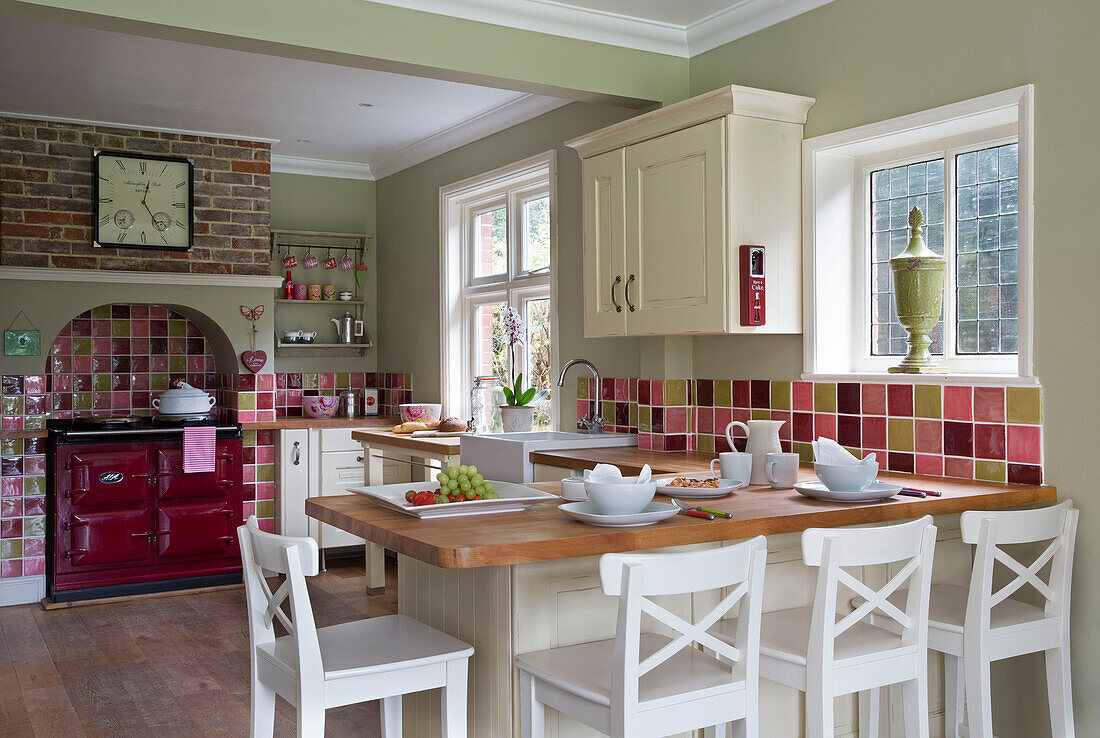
[330,312,364,344]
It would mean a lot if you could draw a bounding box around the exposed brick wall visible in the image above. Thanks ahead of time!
[0,116,271,274]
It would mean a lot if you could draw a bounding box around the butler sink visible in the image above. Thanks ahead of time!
[460,431,636,483]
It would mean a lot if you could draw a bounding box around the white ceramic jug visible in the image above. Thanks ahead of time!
[725,419,785,485]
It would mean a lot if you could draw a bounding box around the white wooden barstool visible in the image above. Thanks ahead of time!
[863,500,1078,738]
[515,537,768,738]
[713,516,937,738]
[237,516,474,738]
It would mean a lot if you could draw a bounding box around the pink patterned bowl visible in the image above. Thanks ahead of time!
[303,396,340,419]
[399,403,442,424]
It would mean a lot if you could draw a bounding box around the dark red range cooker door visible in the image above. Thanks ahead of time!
[67,449,152,505]
[155,446,236,501]
[155,503,236,560]
[63,508,152,568]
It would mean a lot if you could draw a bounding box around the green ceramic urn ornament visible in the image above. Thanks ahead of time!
[889,207,949,373]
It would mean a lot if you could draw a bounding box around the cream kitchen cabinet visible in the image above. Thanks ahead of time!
[569,84,815,337]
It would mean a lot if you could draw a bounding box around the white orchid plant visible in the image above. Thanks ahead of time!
[500,305,549,407]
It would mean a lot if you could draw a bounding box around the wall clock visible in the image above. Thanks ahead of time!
[93,150,193,251]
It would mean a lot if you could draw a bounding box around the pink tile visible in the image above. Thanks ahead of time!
[23,557,44,576]
[242,501,257,519]
[915,454,944,476]
[238,410,256,422]
[1007,425,1042,464]
[814,413,837,440]
[23,375,46,394]
[974,423,1006,460]
[1,560,23,578]
[257,373,275,391]
[256,446,275,464]
[714,407,732,435]
[256,482,276,501]
[792,381,814,411]
[973,387,1005,423]
[319,373,335,390]
[638,433,652,451]
[887,384,913,416]
[697,407,714,434]
[2,478,22,497]
[650,381,663,406]
[862,416,887,449]
[665,407,688,434]
[944,457,974,479]
[257,518,275,532]
[861,384,887,415]
[614,378,627,401]
[629,378,638,402]
[914,419,943,454]
[242,465,256,483]
[23,455,45,476]
[771,410,792,439]
[23,537,44,556]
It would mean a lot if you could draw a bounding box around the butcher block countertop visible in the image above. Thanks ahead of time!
[530,446,717,474]
[351,428,464,455]
[241,416,397,431]
[306,468,1057,569]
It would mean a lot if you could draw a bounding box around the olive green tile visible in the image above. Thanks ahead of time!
[697,434,715,453]
[320,388,337,397]
[93,373,111,392]
[92,305,111,319]
[628,402,638,428]
[151,374,169,391]
[914,385,942,418]
[639,406,652,432]
[336,373,350,389]
[664,380,688,407]
[73,392,92,411]
[576,377,589,400]
[888,417,914,451]
[72,337,91,355]
[975,460,1007,483]
[793,441,814,463]
[111,320,130,337]
[713,380,733,408]
[1,438,22,456]
[1,540,21,559]
[23,476,45,496]
[243,430,257,446]
[169,356,186,373]
[303,373,318,390]
[256,464,275,483]
[814,382,837,413]
[1006,387,1042,424]
[168,320,187,337]
[751,408,771,420]
[404,373,413,389]
[601,401,615,421]
[2,396,22,415]
[24,416,44,429]
[255,500,274,519]
[24,516,45,537]
[770,381,791,411]
[238,393,256,410]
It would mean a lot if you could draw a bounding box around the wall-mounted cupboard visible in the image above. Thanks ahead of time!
[567,85,814,337]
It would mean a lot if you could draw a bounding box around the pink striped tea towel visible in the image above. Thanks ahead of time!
[183,425,216,473]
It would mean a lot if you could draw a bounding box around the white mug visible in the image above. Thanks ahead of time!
[710,451,751,488]
[765,452,799,489]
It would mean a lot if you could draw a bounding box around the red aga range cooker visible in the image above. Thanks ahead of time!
[47,416,244,602]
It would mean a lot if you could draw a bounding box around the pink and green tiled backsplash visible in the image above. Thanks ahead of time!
[578,378,1042,486]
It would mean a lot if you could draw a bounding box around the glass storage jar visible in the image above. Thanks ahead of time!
[470,376,506,434]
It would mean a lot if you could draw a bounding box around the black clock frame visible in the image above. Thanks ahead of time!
[92,149,194,252]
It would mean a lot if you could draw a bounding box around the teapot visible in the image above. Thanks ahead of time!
[724,419,786,485]
[330,313,364,344]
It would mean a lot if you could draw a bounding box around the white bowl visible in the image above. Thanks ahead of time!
[559,477,588,502]
[583,478,657,516]
[814,462,879,492]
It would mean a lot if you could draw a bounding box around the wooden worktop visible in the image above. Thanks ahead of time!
[351,427,464,455]
[306,468,1057,569]
[530,446,716,474]
[241,416,397,431]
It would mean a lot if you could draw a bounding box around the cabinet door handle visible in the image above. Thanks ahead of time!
[356,456,364,463]
[610,275,623,313]
[292,440,301,465]
[625,274,636,312]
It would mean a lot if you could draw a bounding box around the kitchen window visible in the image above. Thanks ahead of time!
[803,86,1034,382]
[440,152,557,424]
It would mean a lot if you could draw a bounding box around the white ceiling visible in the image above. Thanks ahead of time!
[0,17,571,179]
[368,0,837,57]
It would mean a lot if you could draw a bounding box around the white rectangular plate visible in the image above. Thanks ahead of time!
[347,480,558,518]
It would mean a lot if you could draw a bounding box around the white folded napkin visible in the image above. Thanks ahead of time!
[812,437,876,466]
[588,463,653,484]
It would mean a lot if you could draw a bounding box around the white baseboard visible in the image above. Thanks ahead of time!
[0,575,45,606]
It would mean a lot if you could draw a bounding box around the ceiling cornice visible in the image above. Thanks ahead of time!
[362,0,836,57]
[270,155,375,180]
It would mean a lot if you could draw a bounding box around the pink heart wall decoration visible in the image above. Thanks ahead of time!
[241,350,267,373]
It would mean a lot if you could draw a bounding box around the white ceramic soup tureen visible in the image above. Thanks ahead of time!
[152,382,216,415]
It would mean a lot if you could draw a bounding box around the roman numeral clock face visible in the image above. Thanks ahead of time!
[94,152,193,250]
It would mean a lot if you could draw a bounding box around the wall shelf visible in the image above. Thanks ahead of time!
[275,299,366,306]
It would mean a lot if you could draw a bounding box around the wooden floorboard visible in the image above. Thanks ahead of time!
[0,556,399,737]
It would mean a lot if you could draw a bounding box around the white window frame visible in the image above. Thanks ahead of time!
[440,151,558,421]
[803,86,1035,385]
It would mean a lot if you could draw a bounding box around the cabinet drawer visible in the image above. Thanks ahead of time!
[319,428,366,453]
[320,450,365,494]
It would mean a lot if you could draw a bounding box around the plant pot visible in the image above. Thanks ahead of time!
[500,405,536,433]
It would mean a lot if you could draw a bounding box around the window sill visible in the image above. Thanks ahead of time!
[802,372,1039,387]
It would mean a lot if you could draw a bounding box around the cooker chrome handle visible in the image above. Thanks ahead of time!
[611,275,623,313]
[292,441,301,465]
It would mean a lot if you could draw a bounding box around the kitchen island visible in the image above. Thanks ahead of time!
[306,460,1056,738]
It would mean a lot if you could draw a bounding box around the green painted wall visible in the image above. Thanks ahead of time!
[270,172,377,372]
[375,102,642,411]
[5,0,688,106]
[689,0,1097,733]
